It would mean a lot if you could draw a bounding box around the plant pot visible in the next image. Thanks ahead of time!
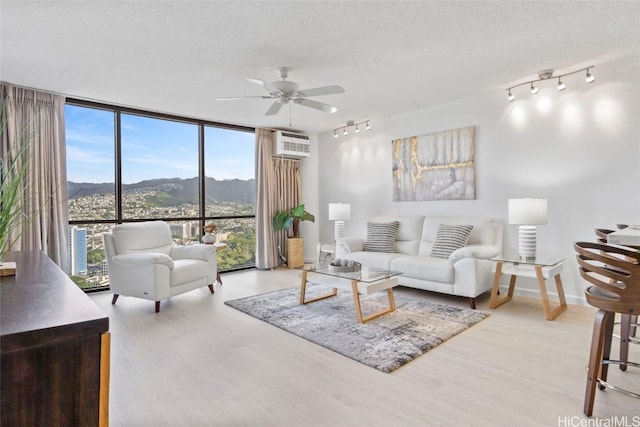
[287,237,304,268]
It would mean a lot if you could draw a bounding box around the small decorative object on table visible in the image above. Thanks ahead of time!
[0,261,17,277]
[328,259,361,273]
[202,222,217,244]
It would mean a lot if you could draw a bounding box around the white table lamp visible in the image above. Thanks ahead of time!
[508,198,548,260]
[328,203,351,240]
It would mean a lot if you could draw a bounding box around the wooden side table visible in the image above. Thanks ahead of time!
[489,255,567,320]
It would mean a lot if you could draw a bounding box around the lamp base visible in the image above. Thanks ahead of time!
[334,221,345,240]
[518,225,537,261]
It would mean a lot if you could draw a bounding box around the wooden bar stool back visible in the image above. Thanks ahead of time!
[594,228,639,372]
[574,241,640,416]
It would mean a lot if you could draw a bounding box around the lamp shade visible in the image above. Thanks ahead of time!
[328,203,351,221]
[508,198,548,225]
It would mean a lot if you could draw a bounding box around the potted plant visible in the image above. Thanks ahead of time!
[0,104,30,275]
[272,204,315,237]
[272,204,315,268]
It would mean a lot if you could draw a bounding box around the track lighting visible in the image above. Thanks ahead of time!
[334,120,371,138]
[505,66,595,101]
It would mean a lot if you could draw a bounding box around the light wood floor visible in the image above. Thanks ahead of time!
[90,268,640,426]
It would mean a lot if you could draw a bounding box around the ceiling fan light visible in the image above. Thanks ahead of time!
[557,78,566,91]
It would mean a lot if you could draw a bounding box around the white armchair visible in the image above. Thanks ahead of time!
[103,221,218,313]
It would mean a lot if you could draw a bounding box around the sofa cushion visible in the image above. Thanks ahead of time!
[419,216,492,256]
[364,221,399,252]
[390,255,454,283]
[342,251,403,271]
[372,215,424,255]
[430,224,473,258]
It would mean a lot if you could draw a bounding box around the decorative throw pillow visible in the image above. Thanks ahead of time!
[363,221,400,252]
[430,224,474,259]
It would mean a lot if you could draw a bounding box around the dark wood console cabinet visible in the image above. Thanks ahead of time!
[1,251,110,426]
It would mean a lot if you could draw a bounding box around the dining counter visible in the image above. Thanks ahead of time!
[607,227,640,246]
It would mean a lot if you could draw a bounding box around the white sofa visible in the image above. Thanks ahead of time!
[335,215,503,308]
[103,221,218,313]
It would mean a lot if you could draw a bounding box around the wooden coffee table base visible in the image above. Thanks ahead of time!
[300,270,397,323]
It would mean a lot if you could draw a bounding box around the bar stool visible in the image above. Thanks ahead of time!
[574,241,640,416]
[594,228,639,371]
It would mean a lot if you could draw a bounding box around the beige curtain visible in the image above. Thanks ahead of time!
[1,83,69,271]
[255,128,278,269]
[272,157,301,264]
[254,128,301,269]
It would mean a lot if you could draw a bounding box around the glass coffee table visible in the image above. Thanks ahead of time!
[299,265,402,323]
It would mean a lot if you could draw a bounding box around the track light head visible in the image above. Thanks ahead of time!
[507,90,515,101]
[334,130,338,138]
[585,68,595,83]
[530,83,539,95]
[366,121,371,130]
[343,128,348,136]
[557,78,566,91]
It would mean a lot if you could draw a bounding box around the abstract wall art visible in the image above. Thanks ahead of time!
[392,126,475,201]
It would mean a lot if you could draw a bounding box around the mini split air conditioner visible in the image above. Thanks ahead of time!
[274,131,311,159]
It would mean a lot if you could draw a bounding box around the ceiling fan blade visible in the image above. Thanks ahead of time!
[297,85,345,97]
[247,78,280,93]
[294,98,338,114]
[216,95,273,101]
[265,101,284,116]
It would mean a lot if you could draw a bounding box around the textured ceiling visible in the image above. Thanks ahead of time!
[1,1,639,134]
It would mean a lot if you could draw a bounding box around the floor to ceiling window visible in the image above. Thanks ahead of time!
[65,100,256,291]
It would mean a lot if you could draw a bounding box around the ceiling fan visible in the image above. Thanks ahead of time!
[216,67,345,116]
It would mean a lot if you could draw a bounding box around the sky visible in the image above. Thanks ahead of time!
[65,104,255,184]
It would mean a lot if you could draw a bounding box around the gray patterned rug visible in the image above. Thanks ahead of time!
[225,285,489,373]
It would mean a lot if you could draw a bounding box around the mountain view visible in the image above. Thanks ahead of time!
[68,176,256,205]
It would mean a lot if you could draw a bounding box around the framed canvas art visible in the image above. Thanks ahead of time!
[392,126,475,201]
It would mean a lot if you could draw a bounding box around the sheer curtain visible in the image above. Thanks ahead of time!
[0,83,69,271]
[254,128,301,269]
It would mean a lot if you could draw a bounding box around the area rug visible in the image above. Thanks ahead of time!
[225,285,489,373]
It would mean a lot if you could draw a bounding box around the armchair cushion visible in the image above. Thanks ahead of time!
[112,252,174,269]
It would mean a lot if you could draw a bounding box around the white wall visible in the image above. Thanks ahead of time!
[305,55,640,305]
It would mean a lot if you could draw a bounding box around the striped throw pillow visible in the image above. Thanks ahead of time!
[363,221,400,252]
[430,224,474,259]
